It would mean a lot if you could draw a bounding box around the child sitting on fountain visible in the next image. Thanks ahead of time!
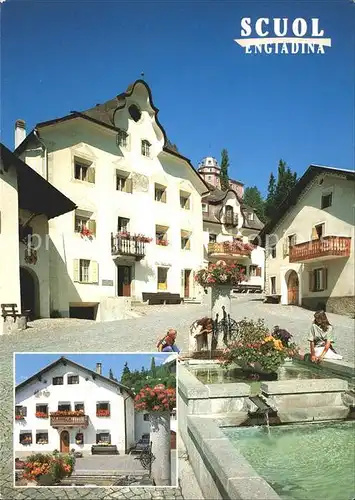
[157,328,180,353]
[308,311,342,362]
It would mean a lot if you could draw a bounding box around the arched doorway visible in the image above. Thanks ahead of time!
[20,267,39,320]
[287,271,299,305]
[60,430,70,453]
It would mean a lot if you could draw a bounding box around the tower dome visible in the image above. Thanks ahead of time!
[197,157,220,171]
[197,156,221,189]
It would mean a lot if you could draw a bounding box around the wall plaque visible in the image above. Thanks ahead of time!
[102,279,114,286]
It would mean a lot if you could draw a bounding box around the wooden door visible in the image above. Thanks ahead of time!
[118,266,131,297]
[287,271,299,305]
[184,270,191,298]
[60,430,70,453]
[170,431,176,450]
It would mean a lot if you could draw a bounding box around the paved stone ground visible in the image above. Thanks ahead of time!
[1,296,354,498]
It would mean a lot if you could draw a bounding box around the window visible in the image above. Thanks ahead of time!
[209,234,217,243]
[68,375,79,385]
[96,402,110,417]
[58,403,71,411]
[154,184,167,202]
[270,277,276,295]
[75,432,84,445]
[35,404,48,418]
[180,192,191,210]
[143,414,149,421]
[96,432,111,444]
[284,234,297,256]
[74,210,96,236]
[15,406,27,418]
[249,265,257,277]
[117,129,128,148]
[73,259,99,284]
[36,431,49,445]
[309,268,327,292]
[181,231,191,250]
[321,192,332,209]
[141,140,151,157]
[248,212,254,221]
[74,159,95,183]
[271,245,276,258]
[202,203,208,213]
[75,403,85,412]
[128,104,141,122]
[224,206,234,225]
[117,217,130,233]
[20,432,32,445]
[53,376,63,386]
[155,225,168,246]
[208,175,212,180]
[157,267,168,291]
[116,172,132,193]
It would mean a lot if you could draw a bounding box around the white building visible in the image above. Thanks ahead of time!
[259,165,355,317]
[0,143,75,332]
[14,80,209,321]
[198,157,265,292]
[15,357,137,455]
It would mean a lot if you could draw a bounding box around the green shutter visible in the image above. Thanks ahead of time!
[73,259,80,282]
[87,166,96,184]
[161,189,167,203]
[89,261,99,284]
[125,177,133,194]
[88,219,96,236]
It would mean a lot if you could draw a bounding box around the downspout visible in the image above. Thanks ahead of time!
[34,129,48,180]
[123,394,131,454]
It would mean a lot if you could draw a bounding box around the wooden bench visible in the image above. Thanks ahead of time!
[142,293,183,305]
[264,295,281,304]
[91,444,118,455]
[233,285,262,294]
[1,303,31,320]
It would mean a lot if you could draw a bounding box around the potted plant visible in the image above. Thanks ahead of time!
[35,411,48,418]
[220,318,298,375]
[156,239,169,246]
[80,227,93,240]
[23,453,74,486]
[194,260,246,288]
[96,409,110,417]
[15,414,25,420]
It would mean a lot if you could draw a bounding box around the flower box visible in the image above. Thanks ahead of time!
[50,410,84,417]
[96,409,110,417]
[116,232,152,243]
[156,240,169,246]
[15,415,25,420]
[35,412,48,418]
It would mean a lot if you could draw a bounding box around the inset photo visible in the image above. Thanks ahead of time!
[14,352,177,488]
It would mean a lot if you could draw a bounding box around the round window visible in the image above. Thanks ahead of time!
[128,104,141,122]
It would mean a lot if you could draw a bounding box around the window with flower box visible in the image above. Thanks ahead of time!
[35,404,48,418]
[74,403,85,412]
[53,376,63,385]
[155,225,169,246]
[15,406,27,420]
[96,432,111,444]
[20,432,32,445]
[96,402,110,417]
[74,210,96,237]
[74,158,95,184]
[36,431,49,445]
[68,375,79,385]
[58,403,71,411]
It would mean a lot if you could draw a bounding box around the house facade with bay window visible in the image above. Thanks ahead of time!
[15,357,136,455]
[198,157,265,292]
[259,165,355,317]
[14,80,208,320]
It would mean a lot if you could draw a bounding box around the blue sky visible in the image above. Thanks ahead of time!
[1,0,353,195]
[15,353,170,385]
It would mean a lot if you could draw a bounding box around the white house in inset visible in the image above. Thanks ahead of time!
[198,157,265,292]
[15,357,137,455]
[14,80,209,321]
[0,143,76,332]
[259,165,355,317]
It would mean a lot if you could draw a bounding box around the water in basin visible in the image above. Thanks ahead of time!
[223,421,355,500]
[188,362,327,395]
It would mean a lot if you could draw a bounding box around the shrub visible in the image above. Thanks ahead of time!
[23,453,74,484]
[134,384,176,413]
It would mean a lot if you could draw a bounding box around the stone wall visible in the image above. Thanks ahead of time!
[302,296,355,318]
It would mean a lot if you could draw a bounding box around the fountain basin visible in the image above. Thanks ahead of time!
[223,421,355,500]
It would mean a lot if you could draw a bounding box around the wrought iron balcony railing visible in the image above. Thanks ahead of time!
[111,234,147,259]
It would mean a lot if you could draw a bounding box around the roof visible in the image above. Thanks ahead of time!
[15,356,135,397]
[257,164,355,244]
[0,143,76,219]
[15,80,209,194]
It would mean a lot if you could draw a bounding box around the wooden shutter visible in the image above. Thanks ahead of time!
[88,219,96,236]
[186,197,190,209]
[256,266,262,277]
[73,259,80,282]
[308,271,315,292]
[283,240,289,257]
[311,227,318,240]
[322,268,328,290]
[125,177,133,194]
[89,261,99,284]
[87,166,96,184]
[22,406,27,417]
[161,189,167,203]
[186,238,191,250]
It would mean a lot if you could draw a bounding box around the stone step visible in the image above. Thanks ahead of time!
[278,405,349,423]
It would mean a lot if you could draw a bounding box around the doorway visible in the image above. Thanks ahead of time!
[287,271,299,305]
[20,267,39,320]
[60,430,70,453]
[184,270,191,298]
[117,266,132,297]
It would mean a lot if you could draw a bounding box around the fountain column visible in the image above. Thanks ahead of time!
[211,285,232,350]
[149,411,171,486]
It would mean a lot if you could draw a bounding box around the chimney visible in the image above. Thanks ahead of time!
[96,362,102,375]
[15,119,26,149]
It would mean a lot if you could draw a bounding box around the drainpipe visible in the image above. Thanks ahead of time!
[123,394,131,454]
[34,128,48,180]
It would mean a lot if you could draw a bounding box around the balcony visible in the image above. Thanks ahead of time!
[50,414,89,428]
[111,233,151,260]
[289,236,351,263]
[208,241,253,260]
[221,214,239,227]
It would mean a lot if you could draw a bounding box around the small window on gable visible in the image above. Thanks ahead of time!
[53,376,63,386]
[68,375,79,385]
[117,129,129,148]
[128,104,141,122]
[74,158,95,183]
[141,140,151,157]
[202,203,208,213]
[321,192,332,209]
